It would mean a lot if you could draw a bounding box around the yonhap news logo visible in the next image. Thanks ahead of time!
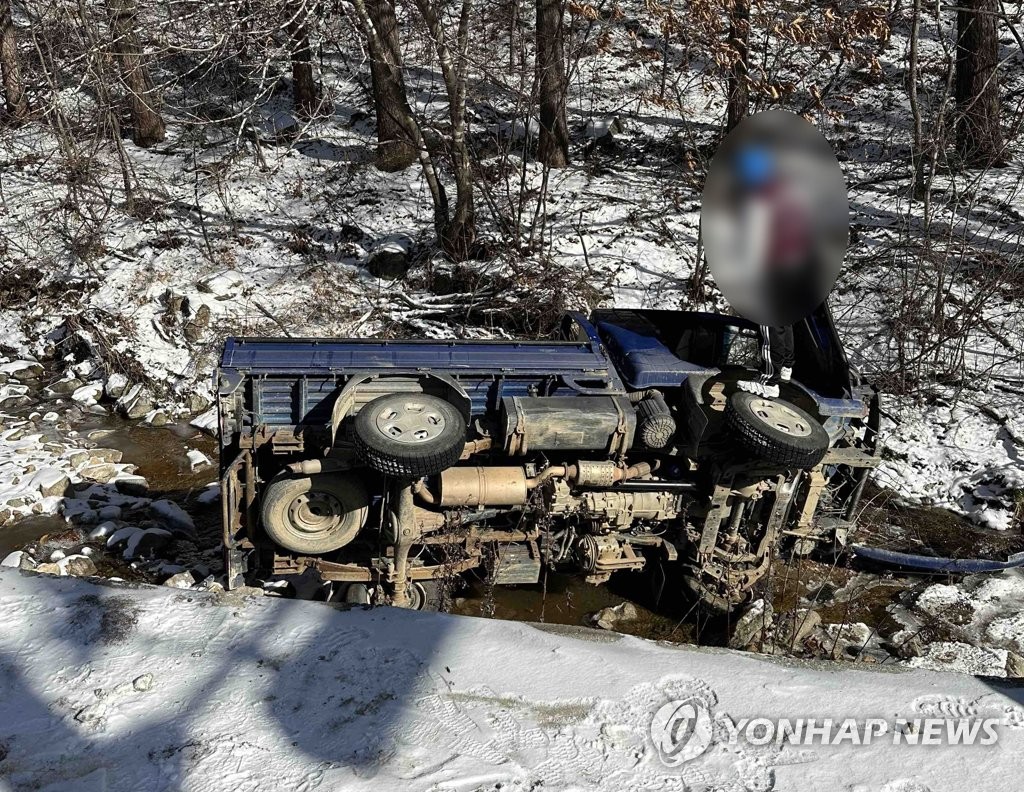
[649,700,1001,766]
[650,697,715,766]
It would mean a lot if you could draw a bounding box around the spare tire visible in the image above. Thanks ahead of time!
[261,473,370,554]
[725,391,829,469]
[354,393,466,477]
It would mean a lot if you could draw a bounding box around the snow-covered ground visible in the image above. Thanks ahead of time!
[2,567,1023,792]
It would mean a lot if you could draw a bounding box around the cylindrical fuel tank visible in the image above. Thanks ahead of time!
[501,396,636,455]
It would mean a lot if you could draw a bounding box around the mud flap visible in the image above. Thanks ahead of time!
[221,450,253,589]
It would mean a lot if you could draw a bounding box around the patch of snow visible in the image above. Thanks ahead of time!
[907,641,1009,677]
[1,569,1022,791]
[149,499,195,536]
[189,406,218,435]
[186,448,211,470]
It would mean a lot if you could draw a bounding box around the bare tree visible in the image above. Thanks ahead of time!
[536,0,569,167]
[1,0,29,119]
[410,0,476,257]
[955,0,1006,168]
[287,0,317,118]
[725,0,750,132]
[366,0,418,171]
[105,0,166,146]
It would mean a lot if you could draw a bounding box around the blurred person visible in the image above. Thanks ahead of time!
[701,110,849,338]
[727,143,805,397]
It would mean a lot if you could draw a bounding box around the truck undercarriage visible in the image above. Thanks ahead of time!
[218,306,880,614]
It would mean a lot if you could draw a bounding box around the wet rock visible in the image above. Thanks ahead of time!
[729,598,774,650]
[115,476,149,497]
[133,673,154,692]
[163,571,197,589]
[96,505,123,521]
[775,609,822,650]
[58,554,97,577]
[0,359,43,379]
[190,407,218,436]
[0,384,31,408]
[123,527,172,559]
[885,631,927,660]
[104,373,128,400]
[89,448,124,464]
[187,393,212,414]
[34,562,62,576]
[196,484,220,505]
[106,525,140,549]
[49,549,66,562]
[592,601,639,630]
[42,411,60,423]
[1,551,24,568]
[65,505,98,525]
[117,384,154,420]
[1006,652,1024,678]
[45,376,84,397]
[144,409,169,427]
[65,450,89,467]
[821,622,874,659]
[72,382,103,405]
[31,469,71,498]
[149,499,196,537]
[79,463,120,484]
[88,521,119,541]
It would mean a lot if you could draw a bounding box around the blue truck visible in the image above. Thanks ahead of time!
[217,304,880,612]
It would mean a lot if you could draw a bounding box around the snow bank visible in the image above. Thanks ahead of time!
[1,569,1022,791]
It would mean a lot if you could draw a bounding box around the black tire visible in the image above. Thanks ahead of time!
[407,580,443,612]
[353,393,466,477]
[261,473,370,554]
[725,391,829,469]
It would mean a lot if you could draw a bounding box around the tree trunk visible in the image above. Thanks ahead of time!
[105,0,165,147]
[535,0,569,167]
[287,0,317,118]
[725,0,750,132]
[366,0,418,171]
[0,0,28,120]
[955,0,1006,168]
[411,0,476,258]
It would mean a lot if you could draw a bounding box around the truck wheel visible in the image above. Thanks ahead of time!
[682,573,749,617]
[725,392,829,469]
[261,473,369,554]
[354,393,466,478]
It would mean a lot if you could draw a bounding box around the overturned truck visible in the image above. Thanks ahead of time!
[217,306,880,612]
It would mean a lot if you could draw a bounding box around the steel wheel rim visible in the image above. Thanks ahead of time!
[749,398,812,437]
[287,490,344,535]
[374,400,446,445]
